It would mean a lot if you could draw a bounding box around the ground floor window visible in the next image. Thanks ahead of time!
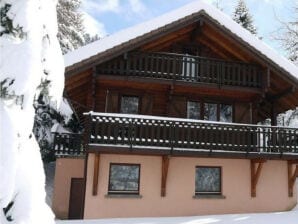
[195,166,221,195]
[108,163,140,195]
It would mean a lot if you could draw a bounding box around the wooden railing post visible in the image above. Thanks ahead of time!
[83,114,92,153]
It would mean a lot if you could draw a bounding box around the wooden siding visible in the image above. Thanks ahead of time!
[64,13,298,124]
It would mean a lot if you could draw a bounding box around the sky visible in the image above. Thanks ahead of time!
[81,0,297,57]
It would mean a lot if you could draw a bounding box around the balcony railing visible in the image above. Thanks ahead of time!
[97,52,263,89]
[53,133,83,156]
[53,113,298,158]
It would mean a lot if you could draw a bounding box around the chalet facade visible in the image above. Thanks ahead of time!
[52,1,298,220]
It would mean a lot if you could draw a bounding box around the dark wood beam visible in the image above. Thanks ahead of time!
[161,155,170,197]
[288,161,298,197]
[251,159,266,197]
[266,87,295,102]
[271,102,277,126]
[262,68,270,94]
[87,145,298,160]
[190,21,203,42]
[92,153,100,196]
[92,67,97,111]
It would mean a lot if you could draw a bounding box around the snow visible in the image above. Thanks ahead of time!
[51,123,71,134]
[0,0,64,223]
[58,98,73,123]
[56,207,298,224]
[86,112,297,129]
[64,0,298,81]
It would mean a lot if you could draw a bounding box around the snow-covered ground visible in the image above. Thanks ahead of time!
[56,209,298,224]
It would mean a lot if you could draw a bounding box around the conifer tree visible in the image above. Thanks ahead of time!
[33,0,89,161]
[0,0,63,222]
[232,0,257,35]
[57,0,86,54]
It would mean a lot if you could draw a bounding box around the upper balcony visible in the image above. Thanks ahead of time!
[97,52,263,90]
[54,113,298,160]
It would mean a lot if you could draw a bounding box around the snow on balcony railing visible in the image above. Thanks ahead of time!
[53,113,298,157]
[86,113,298,155]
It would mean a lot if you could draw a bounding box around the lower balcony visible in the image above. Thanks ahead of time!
[53,113,298,159]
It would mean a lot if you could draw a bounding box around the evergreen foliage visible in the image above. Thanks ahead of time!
[33,0,93,161]
[57,0,86,54]
[56,0,100,54]
[232,0,257,35]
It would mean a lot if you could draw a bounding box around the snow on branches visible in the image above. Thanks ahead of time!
[0,0,64,223]
[232,0,257,35]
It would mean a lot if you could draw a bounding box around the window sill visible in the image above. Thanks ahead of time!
[193,194,226,199]
[105,194,142,199]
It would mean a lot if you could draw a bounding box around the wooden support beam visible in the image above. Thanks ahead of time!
[251,159,266,197]
[267,87,295,102]
[161,155,170,197]
[288,161,298,197]
[271,102,277,126]
[190,22,202,42]
[92,153,100,196]
[91,67,97,111]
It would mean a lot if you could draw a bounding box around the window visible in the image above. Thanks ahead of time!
[108,164,140,195]
[195,166,221,195]
[120,96,139,114]
[187,101,200,119]
[204,103,217,121]
[187,101,233,122]
[220,104,233,122]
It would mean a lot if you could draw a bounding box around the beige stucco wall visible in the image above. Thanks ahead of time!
[84,153,297,219]
[52,157,84,219]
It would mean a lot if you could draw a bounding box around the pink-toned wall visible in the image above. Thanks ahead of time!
[84,154,297,219]
[52,157,84,219]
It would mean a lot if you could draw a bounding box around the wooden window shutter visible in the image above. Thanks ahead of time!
[141,94,153,115]
[105,90,119,113]
[168,96,186,118]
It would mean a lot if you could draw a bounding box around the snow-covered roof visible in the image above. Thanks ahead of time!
[64,0,298,81]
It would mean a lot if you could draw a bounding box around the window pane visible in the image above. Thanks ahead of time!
[109,164,139,193]
[195,167,221,194]
[220,104,233,123]
[204,103,217,121]
[120,96,139,114]
[187,101,200,119]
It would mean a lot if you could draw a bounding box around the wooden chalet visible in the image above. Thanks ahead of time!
[52,1,298,220]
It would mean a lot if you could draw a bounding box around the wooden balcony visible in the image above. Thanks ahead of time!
[54,113,298,159]
[97,52,263,89]
[53,133,84,157]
